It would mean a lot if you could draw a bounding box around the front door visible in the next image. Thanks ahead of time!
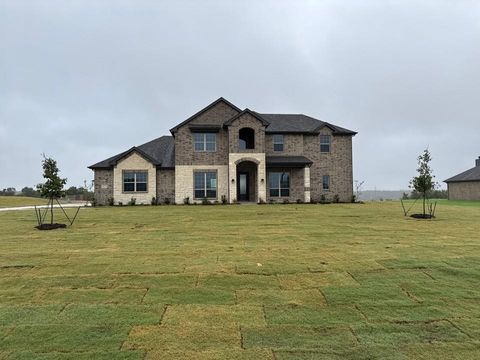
[238,172,249,201]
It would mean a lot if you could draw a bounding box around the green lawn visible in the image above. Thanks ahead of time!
[0,196,49,208]
[0,202,479,359]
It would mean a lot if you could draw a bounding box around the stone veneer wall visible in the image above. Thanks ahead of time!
[448,182,480,200]
[156,169,175,204]
[228,153,266,203]
[113,152,157,205]
[93,169,113,205]
[175,165,228,204]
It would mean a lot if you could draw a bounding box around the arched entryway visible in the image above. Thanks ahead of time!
[236,160,258,202]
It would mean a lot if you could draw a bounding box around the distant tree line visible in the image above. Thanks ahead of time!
[402,189,448,200]
[1,185,93,199]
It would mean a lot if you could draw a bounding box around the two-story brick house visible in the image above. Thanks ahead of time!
[89,98,357,204]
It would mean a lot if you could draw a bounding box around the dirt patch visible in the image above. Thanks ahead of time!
[410,214,435,219]
[36,223,67,230]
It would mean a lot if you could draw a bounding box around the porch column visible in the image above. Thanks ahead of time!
[304,166,311,203]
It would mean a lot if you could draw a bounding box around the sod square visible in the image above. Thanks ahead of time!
[236,289,327,306]
[0,305,63,326]
[356,304,449,322]
[145,349,274,360]
[277,272,357,289]
[242,325,358,351]
[401,342,480,360]
[39,287,147,304]
[58,304,164,325]
[264,305,365,327]
[162,304,265,326]
[322,284,413,306]
[7,350,145,360]
[143,287,235,305]
[0,324,130,352]
[198,274,280,290]
[123,324,241,351]
[352,321,468,347]
[113,274,196,289]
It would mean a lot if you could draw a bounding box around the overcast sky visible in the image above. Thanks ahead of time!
[1,0,479,191]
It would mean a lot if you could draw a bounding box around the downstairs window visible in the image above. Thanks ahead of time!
[123,171,148,192]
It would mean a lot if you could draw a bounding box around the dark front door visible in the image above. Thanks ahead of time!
[238,172,249,201]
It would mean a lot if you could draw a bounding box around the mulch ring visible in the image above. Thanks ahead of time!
[410,214,435,219]
[36,223,67,230]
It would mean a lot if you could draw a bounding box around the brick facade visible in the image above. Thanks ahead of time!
[156,169,175,204]
[91,98,355,205]
[93,169,113,205]
[448,182,480,201]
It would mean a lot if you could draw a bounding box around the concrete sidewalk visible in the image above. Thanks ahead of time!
[0,203,91,212]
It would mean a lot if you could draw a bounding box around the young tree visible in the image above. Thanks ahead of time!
[37,155,67,224]
[410,148,437,217]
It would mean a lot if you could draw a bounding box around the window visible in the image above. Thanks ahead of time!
[320,135,331,153]
[194,133,216,152]
[269,172,290,197]
[273,135,284,152]
[322,175,330,190]
[194,171,217,199]
[123,171,148,192]
[239,128,255,150]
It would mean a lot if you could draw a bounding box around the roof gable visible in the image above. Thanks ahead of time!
[88,136,174,169]
[170,97,241,134]
[224,109,270,127]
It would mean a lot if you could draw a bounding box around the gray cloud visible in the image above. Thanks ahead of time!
[1,0,479,190]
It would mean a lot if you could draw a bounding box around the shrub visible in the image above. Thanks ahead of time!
[107,197,114,206]
[91,197,98,207]
[213,200,220,205]
[258,198,266,204]
[351,194,357,203]
[333,194,340,203]
[282,199,290,204]
[183,197,190,205]
[269,199,275,204]
[221,195,228,205]
[151,197,157,205]
[202,197,211,205]
[320,194,326,204]
[118,201,123,206]
[296,199,303,204]
[164,197,171,205]
[128,197,136,206]
[310,199,317,204]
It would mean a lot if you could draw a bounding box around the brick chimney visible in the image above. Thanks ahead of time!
[477,156,480,167]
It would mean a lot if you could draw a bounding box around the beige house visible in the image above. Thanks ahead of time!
[444,157,480,201]
[89,98,357,205]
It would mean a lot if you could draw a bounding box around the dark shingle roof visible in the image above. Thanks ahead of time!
[444,166,480,183]
[255,113,356,135]
[266,156,313,168]
[88,136,174,169]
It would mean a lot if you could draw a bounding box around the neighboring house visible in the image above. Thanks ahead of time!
[89,97,357,205]
[444,157,480,201]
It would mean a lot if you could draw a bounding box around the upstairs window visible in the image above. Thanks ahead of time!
[322,175,330,190]
[194,171,217,199]
[320,135,331,153]
[269,172,290,197]
[239,128,255,150]
[123,171,148,192]
[194,133,216,152]
[273,135,284,152]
